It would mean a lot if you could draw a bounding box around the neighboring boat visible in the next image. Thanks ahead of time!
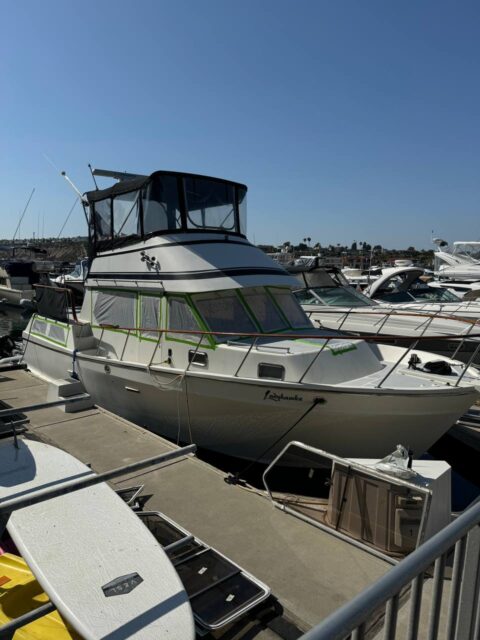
[0,261,40,308]
[22,169,480,461]
[433,238,480,282]
[0,437,195,639]
[53,258,88,304]
[291,263,480,365]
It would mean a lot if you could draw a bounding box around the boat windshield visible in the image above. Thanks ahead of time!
[409,283,461,302]
[452,242,480,262]
[294,286,373,308]
[194,291,258,342]
[193,287,312,342]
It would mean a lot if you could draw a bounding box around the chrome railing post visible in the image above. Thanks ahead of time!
[234,336,258,377]
[454,341,480,387]
[95,327,105,356]
[450,321,479,362]
[148,331,162,368]
[120,329,131,362]
[298,336,331,383]
[185,334,204,373]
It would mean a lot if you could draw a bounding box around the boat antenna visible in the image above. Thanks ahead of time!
[88,163,99,190]
[12,187,35,243]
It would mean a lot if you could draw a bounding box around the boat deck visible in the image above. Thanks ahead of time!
[0,369,393,637]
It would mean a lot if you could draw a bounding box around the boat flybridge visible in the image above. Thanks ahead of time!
[22,169,480,461]
[292,263,480,365]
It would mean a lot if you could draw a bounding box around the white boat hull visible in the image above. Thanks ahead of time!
[24,336,476,461]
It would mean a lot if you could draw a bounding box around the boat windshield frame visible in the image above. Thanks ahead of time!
[85,170,248,255]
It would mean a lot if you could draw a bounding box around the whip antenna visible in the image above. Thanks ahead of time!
[88,163,99,190]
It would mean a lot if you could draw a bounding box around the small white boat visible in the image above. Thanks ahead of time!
[0,437,195,639]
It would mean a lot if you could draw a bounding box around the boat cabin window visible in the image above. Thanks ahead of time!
[194,292,257,342]
[94,199,112,241]
[113,192,141,239]
[167,297,202,343]
[140,295,161,339]
[142,176,182,236]
[185,177,236,231]
[268,288,312,328]
[238,187,247,235]
[241,288,288,332]
[92,290,136,330]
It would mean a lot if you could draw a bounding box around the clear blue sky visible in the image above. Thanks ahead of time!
[1,0,479,249]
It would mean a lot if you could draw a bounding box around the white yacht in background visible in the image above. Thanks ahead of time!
[291,263,480,365]
[22,169,480,461]
[53,258,88,294]
[433,238,480,282]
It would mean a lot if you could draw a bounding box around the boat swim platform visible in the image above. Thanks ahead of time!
[0,369,392,638]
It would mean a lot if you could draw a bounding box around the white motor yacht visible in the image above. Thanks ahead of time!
[291,264,480,365]
[22,169,480,461]
[433,238,480,283]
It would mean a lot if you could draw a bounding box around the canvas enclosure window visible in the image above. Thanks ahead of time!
[143,176,182,235]
[113,191,141,238]
[241,289,287,332]
[94,199,112,241]
[194,292,256,341]
[140,295,161,339]
[168,297,201,343]
[185,177,236,231]
[270,289,311,328]
[93,290,136,329]
[237,187,247,235]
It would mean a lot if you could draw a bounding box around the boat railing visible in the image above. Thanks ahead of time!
[297,496,480,640]
[92,325,480,390]
[306,305,480,336]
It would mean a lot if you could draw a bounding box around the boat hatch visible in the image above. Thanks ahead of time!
[137,511,270,630]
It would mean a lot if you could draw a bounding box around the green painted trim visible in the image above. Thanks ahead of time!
[328,344,358,356]
[296,337,358,356]
[34,315,70,329]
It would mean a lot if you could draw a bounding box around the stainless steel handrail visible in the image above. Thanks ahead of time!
[299,498,480,640]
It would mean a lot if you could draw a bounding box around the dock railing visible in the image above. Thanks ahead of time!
[299,497,480,640]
